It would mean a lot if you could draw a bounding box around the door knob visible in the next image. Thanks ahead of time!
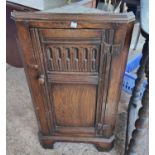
[38,74,45,85]
[28,64,38,70]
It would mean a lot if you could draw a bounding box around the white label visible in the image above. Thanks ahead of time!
[70,21,77,28]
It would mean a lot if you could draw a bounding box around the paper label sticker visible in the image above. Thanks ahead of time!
[70,21,77,28]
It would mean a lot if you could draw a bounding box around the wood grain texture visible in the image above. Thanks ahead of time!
[13,11,135,150]
[45,44,100,72]
[102,23,134,138]
[52,84,97,127]
[47,72,98,84]
[40,29,101,40]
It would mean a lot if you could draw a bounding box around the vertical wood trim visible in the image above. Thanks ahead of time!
[35,29,57,133]
[31,29,56,134]
[96,30,113,135]
[96,42,106,134]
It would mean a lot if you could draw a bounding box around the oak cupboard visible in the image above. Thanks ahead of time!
[12,7,135,150]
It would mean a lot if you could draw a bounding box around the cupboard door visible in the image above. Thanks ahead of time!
[36,28,102,135]
[29,27,127,136]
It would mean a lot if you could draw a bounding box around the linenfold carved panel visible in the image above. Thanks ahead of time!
[45,45,100,72]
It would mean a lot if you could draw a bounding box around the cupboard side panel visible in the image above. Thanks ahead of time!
[103,23,135,137]
[15,22,51,135]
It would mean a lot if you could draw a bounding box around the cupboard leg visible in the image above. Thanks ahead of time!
[39,133,55,149]
[39,139,55,149]
[95,141,114,151]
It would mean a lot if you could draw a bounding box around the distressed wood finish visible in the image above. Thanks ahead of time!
[12,11,135,150]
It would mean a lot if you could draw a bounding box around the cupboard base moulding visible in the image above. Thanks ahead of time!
[39,132,115,151]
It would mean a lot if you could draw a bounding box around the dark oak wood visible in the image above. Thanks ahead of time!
[12,10,135,150]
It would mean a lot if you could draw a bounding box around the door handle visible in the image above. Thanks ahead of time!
[28,64,38,70]
[38,74,45,85]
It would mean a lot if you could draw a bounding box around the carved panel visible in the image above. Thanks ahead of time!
[45,45,100,72]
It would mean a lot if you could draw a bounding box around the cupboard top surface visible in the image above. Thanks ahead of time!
[11,6,135,24]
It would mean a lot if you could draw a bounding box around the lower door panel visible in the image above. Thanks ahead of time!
[51,83,97,128]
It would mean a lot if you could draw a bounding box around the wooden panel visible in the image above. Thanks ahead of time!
[51,84,97,127]
[24,21,115,29]
[44,44,100,72]
[55,126,95,134]
[54,126,95,137]
[39,29,101,73]
[47,72,98,84]
[40,29,101,40]
[102,23,134,138]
